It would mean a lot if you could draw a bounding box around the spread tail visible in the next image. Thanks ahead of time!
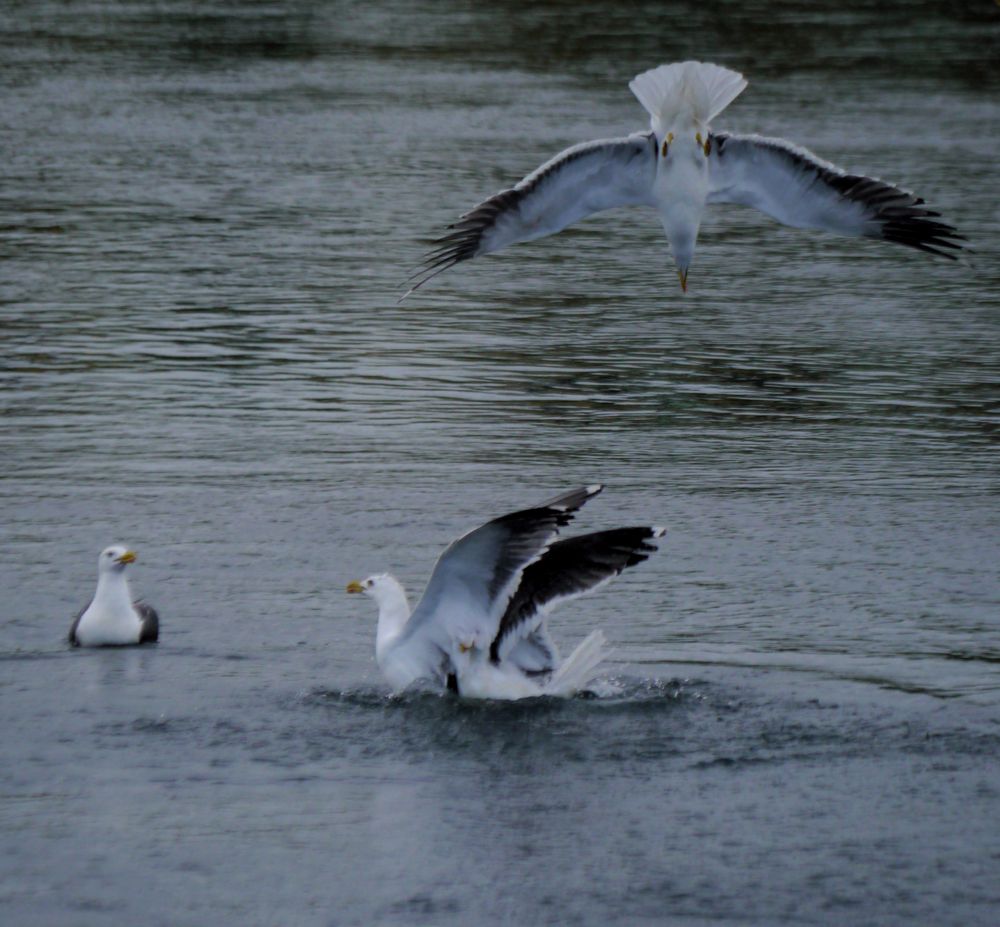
[629,61,746,132]
[545,629,610,696]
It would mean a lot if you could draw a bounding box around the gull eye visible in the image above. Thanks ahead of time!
[661,140,668,157]
[704,136,711,156]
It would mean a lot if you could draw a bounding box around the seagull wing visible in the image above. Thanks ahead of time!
[390,486,605,674]
[405,133,658,295]
[134,601,159,643]
[68,601,90,646]
[503,628,560,677]
[491,526,665,668]
[707,132,965,258]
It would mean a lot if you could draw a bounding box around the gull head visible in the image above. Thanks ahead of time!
[346,573,404,607]
[98,545,137,575]
[347,573,412,661]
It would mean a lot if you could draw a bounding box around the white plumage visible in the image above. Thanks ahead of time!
[629,60,747,135]
[346,486,665,700]
[406,61,964,297]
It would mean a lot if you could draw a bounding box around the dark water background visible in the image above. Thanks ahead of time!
[2,2,999,925]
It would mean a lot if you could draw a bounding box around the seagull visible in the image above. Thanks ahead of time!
[405,60,965,297]
[68,545,159,647]
[346,485,664,699]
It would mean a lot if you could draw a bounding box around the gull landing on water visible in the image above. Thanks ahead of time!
[346,485,664,700]
[68,546,159,647]
[404,61,965,298]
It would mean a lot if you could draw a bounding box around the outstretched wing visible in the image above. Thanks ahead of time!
[707,132,965,258]
[491,526,666,667]
[392,486,605,667]
[405,133,657,296]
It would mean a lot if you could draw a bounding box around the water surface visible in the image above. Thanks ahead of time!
[2,2,999,925]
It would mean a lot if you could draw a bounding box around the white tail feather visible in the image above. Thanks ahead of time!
[629,61,747,131]
[545,629,610,696]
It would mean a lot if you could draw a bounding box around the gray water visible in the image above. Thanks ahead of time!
[2,2,999,925]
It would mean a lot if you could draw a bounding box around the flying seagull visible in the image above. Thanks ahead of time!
[346,485,664,699]
[405,60,964,297]
[68,545,159,647]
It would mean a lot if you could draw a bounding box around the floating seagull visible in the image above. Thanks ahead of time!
[405,60,964,296]
[346,485,664,699]
[68,546,159,647]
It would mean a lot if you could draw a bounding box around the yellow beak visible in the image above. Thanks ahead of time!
[346,580,364,594]
[677,269,688,293]
[118,550,137,564]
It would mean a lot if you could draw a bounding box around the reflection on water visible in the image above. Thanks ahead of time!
[1,1,999,924]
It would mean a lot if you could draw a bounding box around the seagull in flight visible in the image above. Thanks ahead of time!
[405,61,964,297]
[346,485,664,699]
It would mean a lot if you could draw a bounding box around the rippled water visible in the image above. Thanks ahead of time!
[2,2,999,925]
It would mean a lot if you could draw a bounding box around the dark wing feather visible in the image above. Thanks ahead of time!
[491,526,665,664]
[404,133,657,296]
[397,485,605,654]
[135,601,159,643]
[707,132,965,258]
[68,601,90,646]
[482,485,609,603]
